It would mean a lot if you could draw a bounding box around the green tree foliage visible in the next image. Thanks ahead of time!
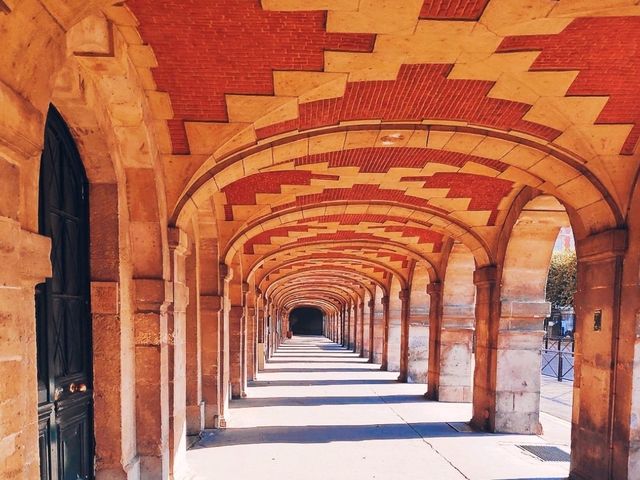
[545,250,577,308]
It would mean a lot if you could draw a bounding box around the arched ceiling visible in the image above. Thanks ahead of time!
[119,0,640,312]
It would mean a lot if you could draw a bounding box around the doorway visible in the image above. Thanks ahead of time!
[289,307,323,335]
[36,105,94,480]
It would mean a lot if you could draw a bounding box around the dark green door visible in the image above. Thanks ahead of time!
[36,105,94,480]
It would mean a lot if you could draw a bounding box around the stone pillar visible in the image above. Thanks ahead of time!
[437,305,474,402]
[197,236,221,429]
[229,305,245,399]
[218,264,232,427]
[470,265,547,434]
[246,305,256,380]
[184,238,203,436]
[386,287,403,373]
[470,266,499,432]
[0,218,51,480]
[398,288,411,382]
[352,302,358,351]
[364,299,374,360]
[571,229,627,479]
[495,301,547,433]
[240,282,249,393]
[378,295,389,368]
[256,289,265,372]
[358,300,366,356]
[167,228,189,479]
[134,277,170,479]
[200,294,221,428]
[427,282,443,398]
[407,288,430,384]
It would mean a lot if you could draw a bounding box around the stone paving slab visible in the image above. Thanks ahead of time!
[186,336,570,480]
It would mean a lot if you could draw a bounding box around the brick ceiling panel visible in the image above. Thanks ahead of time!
[128,0,375,153]
[498,17,640,155]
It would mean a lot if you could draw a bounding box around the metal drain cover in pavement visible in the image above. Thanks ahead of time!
[517,445,570,462]
[447,422,474,433]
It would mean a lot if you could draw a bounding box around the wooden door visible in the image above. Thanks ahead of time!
[36,106,94,480]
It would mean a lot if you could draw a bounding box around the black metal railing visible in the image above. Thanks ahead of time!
[541,335,574,382]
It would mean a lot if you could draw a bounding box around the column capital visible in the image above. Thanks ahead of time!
[426,281,442,295]
[168,226,189,255]
[577,228,627,262]
[220,263,233,282]
[381,295,389,306]
[367,299,375,308]
[399,288,410,301]
[473,265,497,286]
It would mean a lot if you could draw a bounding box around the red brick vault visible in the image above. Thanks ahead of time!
[134,1,637,477]
[1,1,640,480]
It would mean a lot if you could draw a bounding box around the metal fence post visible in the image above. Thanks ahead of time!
[557,338,563,382]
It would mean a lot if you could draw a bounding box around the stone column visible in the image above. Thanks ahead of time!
[229,304,245,399]
[351,301,358,351]
[386,289,403,373]
[571,229,627,479]
[427,282,443,398]
[246,304,255,382]
[200,294,221,428]
[379,295,390,368]
[0,218,51,480]
[364,299,374,360]
[493,301,547,434]
[184,238,203,436]
[198,237,221,429]
[407,288,430,384]
[470,266,499,432]
[359,300,366,356]
[437,304,474,402]
[256,289,265,372]
[167,228,190,479]
[134,277,170,479]
[218,264,232,427]
[240,282,249,393]
[398,288,411,382]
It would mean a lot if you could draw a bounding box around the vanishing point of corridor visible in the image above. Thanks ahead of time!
[187,336,570,480]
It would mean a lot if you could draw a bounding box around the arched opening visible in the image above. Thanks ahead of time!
[475,193,574,468]
[289,307,324,336]
[36,105,94,480]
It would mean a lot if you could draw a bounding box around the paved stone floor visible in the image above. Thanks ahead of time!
[187,336,570,480]
[540,376,573,423]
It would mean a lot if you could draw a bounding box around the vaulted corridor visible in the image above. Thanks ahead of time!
[186,336,569,480]
[3,2,640,479]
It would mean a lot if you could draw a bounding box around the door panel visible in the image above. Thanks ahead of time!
[37,105,94,480]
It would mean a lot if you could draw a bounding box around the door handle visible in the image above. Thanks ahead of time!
[69,383,87,393]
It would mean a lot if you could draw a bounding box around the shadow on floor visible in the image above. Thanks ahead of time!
[193,421,492,449]
[230,393,428,409]
[250,378,398,387]
[263,367,381,373]
[266,359,372,364]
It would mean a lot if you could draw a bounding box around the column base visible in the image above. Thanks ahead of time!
[139,452,168,480]
[215,415,229,429]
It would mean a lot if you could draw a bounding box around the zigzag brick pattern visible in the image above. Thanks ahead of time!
[259,64,560,141]
[291,147,508,172]
[128,0,375,153]
[222,171,340,220]
[499,16,640,154]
